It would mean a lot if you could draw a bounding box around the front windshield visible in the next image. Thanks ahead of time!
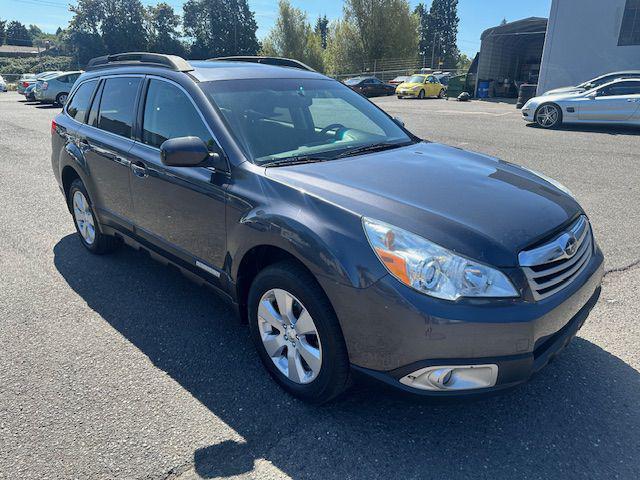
[201,78,413,165]
[406,75,426,83]
[344,78,363,85]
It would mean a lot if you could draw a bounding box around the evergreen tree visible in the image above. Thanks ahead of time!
[101,0,148,53]
[0,20,6,46]
[6,21,32,46]
[415,0,460,69]
[183,0,259,58]
[315,15,329,49]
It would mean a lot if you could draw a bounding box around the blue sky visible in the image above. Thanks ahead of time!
[5,0,552,56]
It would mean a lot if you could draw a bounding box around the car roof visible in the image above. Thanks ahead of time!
[188,60,325,82]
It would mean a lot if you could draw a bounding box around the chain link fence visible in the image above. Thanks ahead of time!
[331,56,464,82]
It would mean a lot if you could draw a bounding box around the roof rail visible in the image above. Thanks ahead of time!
[86,52,193,72]
[207,56,315,72]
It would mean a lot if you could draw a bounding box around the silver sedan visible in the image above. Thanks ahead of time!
[522,78,640,129]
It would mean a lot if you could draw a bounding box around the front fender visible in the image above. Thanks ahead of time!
[226,170,387,289]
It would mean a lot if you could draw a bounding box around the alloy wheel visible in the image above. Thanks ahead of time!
[58,93,68,105]
[72,190,96,245]
[257,288,322,384]
[536,104,560,127]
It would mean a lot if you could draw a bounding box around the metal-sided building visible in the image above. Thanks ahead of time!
[538,0,640,94]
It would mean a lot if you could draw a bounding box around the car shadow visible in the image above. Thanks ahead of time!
[35,104,61,110]
[53,234,640,479]
[526,122,640,136]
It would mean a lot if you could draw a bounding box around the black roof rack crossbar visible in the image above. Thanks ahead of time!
[207,56,315,72]
[86,52,193,72]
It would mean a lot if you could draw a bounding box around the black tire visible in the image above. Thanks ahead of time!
[418,89,425,99]
[248,261,351,403]
[535,103,562,129]
[438,88,446,99]
[68,178,121,254]
[55,92,68,106]
[397,95,403,99]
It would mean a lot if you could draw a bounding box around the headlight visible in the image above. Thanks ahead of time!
[363,218,519,300]
[520,166,575,198]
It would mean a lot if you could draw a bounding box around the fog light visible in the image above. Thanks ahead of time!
[399,364,498,391]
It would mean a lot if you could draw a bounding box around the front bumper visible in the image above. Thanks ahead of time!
[318,246,604,396]
[396,89,420,97]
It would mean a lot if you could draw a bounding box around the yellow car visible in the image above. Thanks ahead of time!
[396,74,446,99]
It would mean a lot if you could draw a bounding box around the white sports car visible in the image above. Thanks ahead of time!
[522,78,640,129]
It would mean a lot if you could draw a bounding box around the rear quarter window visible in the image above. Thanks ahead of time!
[66,80,98,123]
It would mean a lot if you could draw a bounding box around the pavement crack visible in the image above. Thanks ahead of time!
[604,259,640,276]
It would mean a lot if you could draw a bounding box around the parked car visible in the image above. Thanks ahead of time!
[21,71,63,99]
[17,73,36,94]
[543,70,640,96]
[522,78,640,128]
[52,53,603,403]
[35,71,82,105]
[396,74,446,99]
[344,76,395,97]
[0,75,7,92]
[388,75,408,86]
[433,72,452,88]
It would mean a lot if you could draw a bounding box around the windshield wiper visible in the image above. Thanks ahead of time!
[334,141,412,159]
[262,155,329,167]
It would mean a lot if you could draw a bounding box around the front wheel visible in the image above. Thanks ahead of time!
[418,89,425,99]
[535,103,562,128]
[438,89,446,99]
[248,261,351,403]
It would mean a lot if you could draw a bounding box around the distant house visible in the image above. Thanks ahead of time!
[0,44,41,58]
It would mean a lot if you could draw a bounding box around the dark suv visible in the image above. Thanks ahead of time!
[51,53,604,403]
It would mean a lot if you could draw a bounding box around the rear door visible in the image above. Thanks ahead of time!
[79,76,142,229]
[578,81,640,122]
[127,77,229,277]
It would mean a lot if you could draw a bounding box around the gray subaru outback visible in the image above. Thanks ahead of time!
[51,53,604,403]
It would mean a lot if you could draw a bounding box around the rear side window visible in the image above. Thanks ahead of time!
[142,79,214,149]
[66,80,97,123]
[97,77,141,138]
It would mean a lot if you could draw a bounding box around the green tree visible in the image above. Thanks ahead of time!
[344,0,418,63]
[322,19,363,75]
[415,0,460,69]
[183,0,259,58]
[456,52,471,72]
[6,21,32,46]
[67,0,106,65]
[315,15,329,49]
[147,3,185,55]
[101,0,148,53]
[0,20,6,45]
[261,0,324,71]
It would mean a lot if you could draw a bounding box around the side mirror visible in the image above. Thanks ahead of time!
[393,116,405,127]
[587,91,598,99]
[160,136,226,170]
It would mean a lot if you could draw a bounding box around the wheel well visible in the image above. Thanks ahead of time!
[61,166,80,207]
[535,102,563,120]
[235,245,313,323]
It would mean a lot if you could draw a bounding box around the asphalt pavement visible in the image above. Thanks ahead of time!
[0,92,638,479]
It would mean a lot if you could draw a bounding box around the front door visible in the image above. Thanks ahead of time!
[578,81,640,122]
[128,78,228,277]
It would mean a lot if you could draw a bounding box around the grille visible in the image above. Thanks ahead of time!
[519,216,593,301]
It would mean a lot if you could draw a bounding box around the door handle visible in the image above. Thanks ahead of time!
[130,161,147,178]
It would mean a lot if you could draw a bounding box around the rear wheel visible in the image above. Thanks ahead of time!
[535,103,562,128]
[397,95,403,99]
[55,92,68,106]
[438,88,446,99]
[68,178,121,254]
[248,261,351,403]
[418,89,425,99]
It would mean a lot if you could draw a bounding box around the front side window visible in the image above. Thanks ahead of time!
[66,80,98,123]
[142,79,214,149]
[599,81,640,96]
[97,77,141,138]
[619,0,640,46]
[201,78,412,164]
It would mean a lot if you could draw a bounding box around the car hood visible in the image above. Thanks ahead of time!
[398,82,423,89]
[265,142,582,267]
